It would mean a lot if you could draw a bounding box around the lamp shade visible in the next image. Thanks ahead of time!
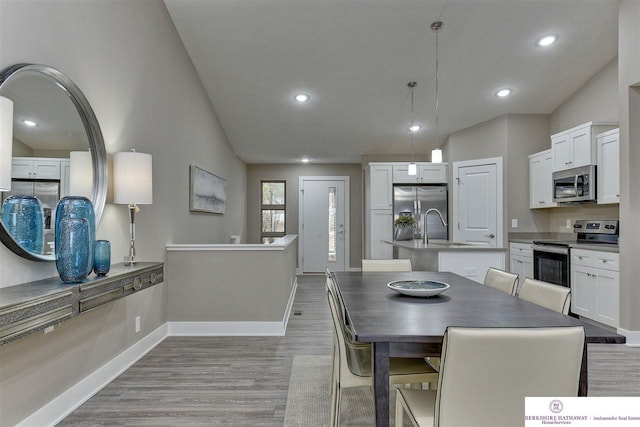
[69,151,93,198]
[0,96,14,191]
[113,151,153,205]
[431,148,443,163]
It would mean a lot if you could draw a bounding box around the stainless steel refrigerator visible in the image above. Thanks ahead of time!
[2,180,60,253]
[393,185,448,241]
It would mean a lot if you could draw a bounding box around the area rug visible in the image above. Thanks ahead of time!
[284,355,400,426]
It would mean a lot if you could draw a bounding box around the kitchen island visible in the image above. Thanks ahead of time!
[384,239,507,283]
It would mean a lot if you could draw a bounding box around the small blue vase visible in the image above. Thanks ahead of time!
[55,216,90,283]
[1,195,44,254]
[93,240,111,276]
[55,196,95,276]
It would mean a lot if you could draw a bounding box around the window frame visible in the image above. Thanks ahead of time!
[260,180,286,242]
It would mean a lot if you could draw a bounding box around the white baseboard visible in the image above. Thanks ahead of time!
[617,328,640,346]
[17,323,169,427]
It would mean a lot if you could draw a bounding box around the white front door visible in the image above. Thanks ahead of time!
[452,158,503,247]
[299,177,349,273]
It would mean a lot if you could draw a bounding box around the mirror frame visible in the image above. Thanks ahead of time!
[0,63,107,261]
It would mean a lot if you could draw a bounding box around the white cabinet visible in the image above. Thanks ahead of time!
[12,157,61,180]
[365,163,393,259]
[570,248,619,327]
[392,163,447,184]
[551,122,617,172]
[368,164,393,209]
[60,159,71,198]
[509,242,533,292]
[438,251,505,284]
[528,150,556,208]
[597,128,620,204]
[369,210,393,259]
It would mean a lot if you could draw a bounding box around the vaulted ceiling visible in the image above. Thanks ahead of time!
[164,0,619,164]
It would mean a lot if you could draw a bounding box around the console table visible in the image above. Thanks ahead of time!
[0,262,164,346]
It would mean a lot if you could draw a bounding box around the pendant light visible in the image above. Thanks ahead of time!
[431,21,443,164]
[407,81,418,175]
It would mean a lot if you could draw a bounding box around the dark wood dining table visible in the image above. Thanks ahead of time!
[332,270,626,427]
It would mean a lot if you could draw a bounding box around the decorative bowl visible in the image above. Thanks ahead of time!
[387,280,450,297]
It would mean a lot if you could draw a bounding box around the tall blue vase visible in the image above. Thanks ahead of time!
[55,196,95,276]
[55,216,91,283]
[1,195,44,254]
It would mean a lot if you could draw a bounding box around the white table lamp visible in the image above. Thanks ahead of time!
[113,150,153,265]
[0,96,14,191]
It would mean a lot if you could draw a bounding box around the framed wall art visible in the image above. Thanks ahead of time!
[189,165,226,214]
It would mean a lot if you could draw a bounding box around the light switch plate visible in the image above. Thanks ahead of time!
[566,219,572,229]
[511,219,518,228]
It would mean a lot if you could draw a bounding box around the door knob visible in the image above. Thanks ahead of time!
[485,233,495,238]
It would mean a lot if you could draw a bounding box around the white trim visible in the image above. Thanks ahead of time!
[451,156,504,247]
[617,328,640,346]
[17,324,169,427]
[298,176,350,272]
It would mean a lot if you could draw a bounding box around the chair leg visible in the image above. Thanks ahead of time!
[330,378,340,427]
[395,390,405,427]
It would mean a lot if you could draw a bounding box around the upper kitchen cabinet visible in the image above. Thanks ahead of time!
[597,128,620,204]
[392,163,448,184]
[529,149,556,209]
[365,163,393,209]
[12,157,62,180]
[551,121,618,172]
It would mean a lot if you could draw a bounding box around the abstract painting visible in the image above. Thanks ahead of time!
[189,165,226,214]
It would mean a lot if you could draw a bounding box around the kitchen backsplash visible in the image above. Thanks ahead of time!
[548,204,619,233]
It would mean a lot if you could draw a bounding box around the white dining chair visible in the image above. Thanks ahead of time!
[395,326,585,427]
[518,277,571,314]
[484,267,518,296]
[325,271,438,427]
[361,258,412,272]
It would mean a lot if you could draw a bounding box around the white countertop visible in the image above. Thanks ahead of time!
[384,239,507,252]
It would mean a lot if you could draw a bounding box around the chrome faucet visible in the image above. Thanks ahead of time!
[423,208,447,244]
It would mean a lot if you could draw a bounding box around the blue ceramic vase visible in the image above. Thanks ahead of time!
[93,240,111,276]
[55,216,91,283]
[55,196,95,276]
[1,195,44,254]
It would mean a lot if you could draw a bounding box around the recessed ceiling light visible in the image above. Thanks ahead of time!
[22,119,37,127]
[294,93,310,103]
[496,88,512,98]
[409,124,422,132]
[537,35,557,47]
[301,157,310,163]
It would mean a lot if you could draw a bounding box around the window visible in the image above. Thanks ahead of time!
[261,181,286,243]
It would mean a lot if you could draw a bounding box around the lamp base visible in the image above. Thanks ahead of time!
[124,256,139,266]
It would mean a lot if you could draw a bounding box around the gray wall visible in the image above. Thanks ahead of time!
[246,163,362,269]
[550,57,619,134]
[0,1,246,424]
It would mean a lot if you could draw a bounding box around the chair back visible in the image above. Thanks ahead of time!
[361,259,412,272]
[484,267,518,295]
[434,326,585,427]
[519,277,571,314]
[325,272,372,377]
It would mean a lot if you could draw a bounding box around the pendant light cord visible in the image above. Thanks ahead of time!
[432,21,442,150]
[408,81,417,163]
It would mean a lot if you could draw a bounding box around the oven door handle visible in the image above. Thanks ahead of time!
[532,245,570,255]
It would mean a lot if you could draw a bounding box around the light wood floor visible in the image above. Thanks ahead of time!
[59,274,640,426]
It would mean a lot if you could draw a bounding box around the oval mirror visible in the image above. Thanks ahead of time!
[0,64,107,261]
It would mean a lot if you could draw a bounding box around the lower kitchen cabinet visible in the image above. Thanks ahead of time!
[509,242,533,292]
[367,209,393,259]
[570,249,619,327]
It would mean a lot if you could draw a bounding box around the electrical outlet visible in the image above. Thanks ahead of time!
[511,218,518,228]
[135,316,141,333]
[44,325,54,334]
[566,219,572,229]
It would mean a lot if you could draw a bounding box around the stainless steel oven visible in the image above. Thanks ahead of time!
[532,243,570,287]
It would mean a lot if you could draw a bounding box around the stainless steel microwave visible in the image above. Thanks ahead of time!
[552,165,596,203]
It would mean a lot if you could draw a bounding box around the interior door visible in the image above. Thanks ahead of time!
[453,158,502,247]
[299,177,349,273]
